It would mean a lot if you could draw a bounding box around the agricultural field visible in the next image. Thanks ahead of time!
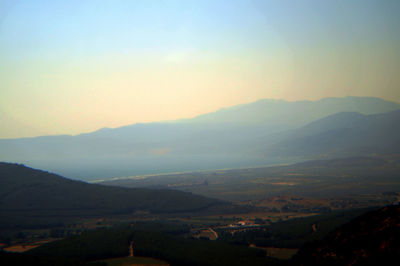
[101,156,400,212]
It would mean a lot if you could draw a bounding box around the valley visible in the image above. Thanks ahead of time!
[1,155,399,265]
[101,156,400,209]
[1,97,399,265]
[2,0,400,263]
[1,97,399,181]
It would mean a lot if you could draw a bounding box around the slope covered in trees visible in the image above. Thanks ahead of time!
[292,205,400,265]
[0,162,226,229]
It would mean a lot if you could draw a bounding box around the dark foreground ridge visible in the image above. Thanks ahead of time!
[292,205,400,265]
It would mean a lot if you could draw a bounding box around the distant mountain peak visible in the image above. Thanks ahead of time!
[185,96,400,125]
[1,96,399,180]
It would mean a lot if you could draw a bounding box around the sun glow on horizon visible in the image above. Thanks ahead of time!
[1,0,399,138]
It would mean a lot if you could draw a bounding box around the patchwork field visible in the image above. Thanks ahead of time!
[101,156,400,211]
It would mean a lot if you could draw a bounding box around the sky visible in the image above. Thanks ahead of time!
[1,0,400,138]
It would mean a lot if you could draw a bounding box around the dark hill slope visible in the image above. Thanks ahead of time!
[0,163,225,229]
[292,205,400,265]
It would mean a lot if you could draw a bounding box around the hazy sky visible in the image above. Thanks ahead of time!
[1,0,400,138]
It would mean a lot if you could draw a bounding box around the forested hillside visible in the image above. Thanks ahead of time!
[0,163,226,229]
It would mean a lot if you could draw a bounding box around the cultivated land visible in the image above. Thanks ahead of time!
[101,156,400,210]
[1,155,399,265]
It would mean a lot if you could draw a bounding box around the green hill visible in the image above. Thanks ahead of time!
[0,162,225,229]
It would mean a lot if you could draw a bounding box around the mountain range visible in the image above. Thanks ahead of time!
[264,109,400,158]
[0,96,399,180]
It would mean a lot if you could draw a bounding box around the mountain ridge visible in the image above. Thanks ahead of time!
[1,96,399,140]
[0,96,399,180]
[265,109,400,158]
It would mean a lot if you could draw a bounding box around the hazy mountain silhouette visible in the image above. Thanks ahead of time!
[182,96,399,127]
[265,109,400,157]
[0,97,398,180]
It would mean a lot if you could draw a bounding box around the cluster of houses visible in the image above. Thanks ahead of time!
[229,220,258,228]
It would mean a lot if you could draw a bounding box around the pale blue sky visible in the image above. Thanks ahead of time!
[1,0,399,138]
